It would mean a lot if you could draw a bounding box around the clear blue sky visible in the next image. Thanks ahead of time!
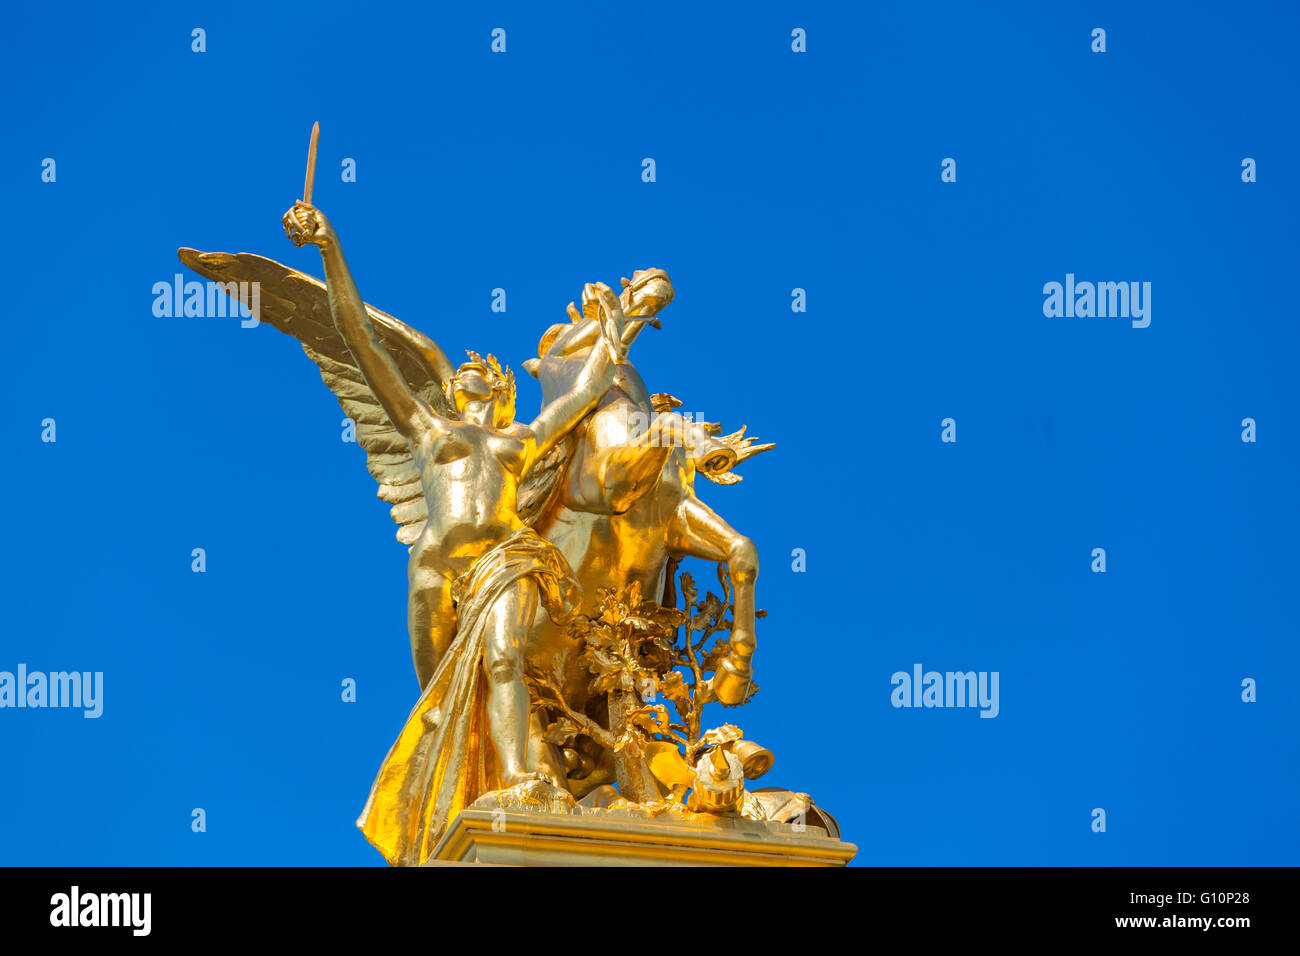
[1,0,1296,865]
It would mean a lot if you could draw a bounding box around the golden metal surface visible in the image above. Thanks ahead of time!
[302,120,319,206]
[432,808,857,867]
[177,124,850,865]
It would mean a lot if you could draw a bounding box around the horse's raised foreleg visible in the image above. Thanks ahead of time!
[666,495,758,705]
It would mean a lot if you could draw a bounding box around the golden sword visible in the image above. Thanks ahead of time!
[302,121,320,205]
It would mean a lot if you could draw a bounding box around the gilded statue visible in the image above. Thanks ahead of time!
[177,124,849,866]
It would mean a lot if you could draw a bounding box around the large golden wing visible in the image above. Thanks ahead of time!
[178,248,454,546]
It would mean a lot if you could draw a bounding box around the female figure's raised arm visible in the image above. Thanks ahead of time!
[524,283,627,470]
[283,201,442,441]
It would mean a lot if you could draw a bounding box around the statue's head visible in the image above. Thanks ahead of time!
[578,270,673,323]
[619,268,673,318]
[447,350,516,429]
[521,269,674,383]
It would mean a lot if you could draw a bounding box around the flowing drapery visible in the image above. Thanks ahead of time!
[357,527,579,866]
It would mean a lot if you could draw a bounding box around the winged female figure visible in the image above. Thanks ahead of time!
[213,200,629,863]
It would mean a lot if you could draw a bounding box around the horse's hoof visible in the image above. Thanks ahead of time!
[710,657,753,706]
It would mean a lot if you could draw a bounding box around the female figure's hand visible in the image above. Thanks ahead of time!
[588,282,628,365]
[282,201,337,249]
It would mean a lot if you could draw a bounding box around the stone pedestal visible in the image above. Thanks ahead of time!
[427,807,857,866]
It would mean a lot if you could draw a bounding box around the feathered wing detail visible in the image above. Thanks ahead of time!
[178,248,456,545]
[516,432,574,525]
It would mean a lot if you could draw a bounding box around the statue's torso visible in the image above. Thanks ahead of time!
[409,420,528,578]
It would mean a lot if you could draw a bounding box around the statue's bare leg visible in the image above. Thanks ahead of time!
[483,578,564,788]
[408,563,455,690]
[666,495,759,705]
[526,710,570,791]
[411,565,565,787]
